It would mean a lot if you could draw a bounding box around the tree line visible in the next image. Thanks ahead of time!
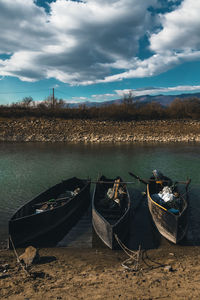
[0,95,200,120]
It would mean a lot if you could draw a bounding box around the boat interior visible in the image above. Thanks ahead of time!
[12,179,85,220]
[94,177,129,224]
[149,179,187,214]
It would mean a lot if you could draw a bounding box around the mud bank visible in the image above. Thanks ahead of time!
[0,245,200,300]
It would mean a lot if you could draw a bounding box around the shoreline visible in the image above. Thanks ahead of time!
[1,245,200,299]
[0,118,200,143]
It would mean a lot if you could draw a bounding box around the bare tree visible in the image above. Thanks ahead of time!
[21,96,33,107]
[41,96,65,109]
[122,91,134,105]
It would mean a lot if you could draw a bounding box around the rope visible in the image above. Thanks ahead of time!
[114,234,167,272]
[9,235,30,277]
[141,251,166,270]
[114,234,141,272]
[114,234,139,256]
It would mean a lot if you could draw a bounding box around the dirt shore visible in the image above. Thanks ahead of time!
[0,244,200,300]
[0,118,200,143]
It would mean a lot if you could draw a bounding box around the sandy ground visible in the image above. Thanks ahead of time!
[1,244,200,300]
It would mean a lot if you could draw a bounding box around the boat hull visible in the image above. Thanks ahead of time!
[9,178,91,248]
[147,184,188,244]
[92,176,130,250]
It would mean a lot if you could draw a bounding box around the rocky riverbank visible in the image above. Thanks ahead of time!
[0,118,200,143]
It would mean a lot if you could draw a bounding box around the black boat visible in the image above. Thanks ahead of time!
[147,171,191,244]
[9,177,91,248]
[92,176,131,250]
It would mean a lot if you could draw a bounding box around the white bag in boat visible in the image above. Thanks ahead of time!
[107,188,114,199]
[158,186,174,203]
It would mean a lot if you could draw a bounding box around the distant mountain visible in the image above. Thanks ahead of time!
[65,99,121,108]
[135,92,200,106]
[65,92,200,108]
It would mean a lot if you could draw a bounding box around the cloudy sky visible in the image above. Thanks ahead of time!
[0,0,200,104]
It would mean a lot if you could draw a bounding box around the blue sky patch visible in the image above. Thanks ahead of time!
[0,0,200,104]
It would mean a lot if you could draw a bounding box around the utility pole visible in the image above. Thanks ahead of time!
[52,88,55,108]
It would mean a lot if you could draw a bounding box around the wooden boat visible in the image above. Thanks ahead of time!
[9,177,91,248]
[147,174,191,244]
[92,176,131,249]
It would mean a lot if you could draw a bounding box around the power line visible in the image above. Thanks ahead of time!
[0,88,50,95]
[55,89,74,98]
[56,89,89,101]
[0,88,73,98]
[55,90,66,95]
[0,87,86,102]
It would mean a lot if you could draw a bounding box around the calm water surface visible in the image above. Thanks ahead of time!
[0,142,200,243]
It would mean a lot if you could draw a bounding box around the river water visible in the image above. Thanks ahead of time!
[0,142,200,246]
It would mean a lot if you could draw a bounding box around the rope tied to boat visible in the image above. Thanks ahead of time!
[9,235,31,277]
[114,234,141,272]
[114,234,167,273]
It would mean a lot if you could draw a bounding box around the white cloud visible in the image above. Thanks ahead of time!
[0,0,51,54]
[91,93,116,101]
[66,97,87,103]
[65,93,116,102]
[72,96,87,100]
[66,84,200,103]
[116,85,200,97]
[53,84,200,103]
[150,0,200,53]
[0,0,157,83]
[0,0,200,85]
[83,0,200,85]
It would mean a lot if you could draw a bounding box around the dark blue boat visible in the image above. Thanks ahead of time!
[9,177,91,248]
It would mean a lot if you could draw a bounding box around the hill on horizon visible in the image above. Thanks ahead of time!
[66,92,200,108]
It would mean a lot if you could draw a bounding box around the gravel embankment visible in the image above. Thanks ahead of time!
[0,118,200,143]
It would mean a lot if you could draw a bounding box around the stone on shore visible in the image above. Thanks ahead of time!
[19,246,39,266]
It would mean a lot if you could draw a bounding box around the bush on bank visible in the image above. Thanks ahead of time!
[0,97,200,120]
